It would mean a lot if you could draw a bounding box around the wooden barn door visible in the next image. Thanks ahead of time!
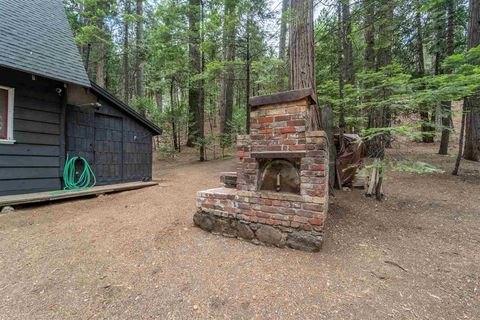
[93,113,123,184]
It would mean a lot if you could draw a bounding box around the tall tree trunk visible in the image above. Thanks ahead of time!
[220,0,236,135]
[464,0,480,161]
[289,0,329,184]
[123,0,131,103]
[277,0,289,91]
[246,8,252,134]
[372,0,394,200]
[376,0,393,70]
[199,0,205,161]
[364,0,375,132]
[170,79,179,151]
[363,0,375,72]
[135,0,145,108]
[439,0,455,154]
[339,0,354,137]
[416,3,434,143]
[187,0,202,147]
[452,108,467,174]
[341,0,354,85]
[337,1,345,131]
[96,20,106,87]
[288,0,322,130]
[155,91,163,113]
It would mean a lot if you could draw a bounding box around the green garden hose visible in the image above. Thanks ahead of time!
[63,156,96,190]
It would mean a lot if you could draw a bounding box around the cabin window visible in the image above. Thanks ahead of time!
[0,86,14,143]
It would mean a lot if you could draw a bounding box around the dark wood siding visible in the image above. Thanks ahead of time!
[123,117,152,182]
[0,68,62,196]
[66,93,153,185]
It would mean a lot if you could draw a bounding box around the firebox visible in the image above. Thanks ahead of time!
[257,158,301,194]
[194,88,329,252]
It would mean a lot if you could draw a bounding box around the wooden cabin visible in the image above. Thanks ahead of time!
[0,0,162,196]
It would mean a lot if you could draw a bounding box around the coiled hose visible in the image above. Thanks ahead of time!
[63,156,96,190]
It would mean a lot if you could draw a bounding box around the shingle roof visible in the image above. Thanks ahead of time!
[0,0,90,87]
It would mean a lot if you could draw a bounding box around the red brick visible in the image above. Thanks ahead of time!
[259,117,273,123]
[264,199,273,206]
[266,145,282,151]
[259,128,273,134]
[289,144,306,151]
[274,115,291,121]
[287,119,305,126]
[256,211,270,218]
[302,203,323,211]
[282,139,296,145]
[309,164,325,171]
[305,189,323,196]
[280,127,297,134]
[272,200,289,207]
[308,218,323,226]
[251,123,261,129]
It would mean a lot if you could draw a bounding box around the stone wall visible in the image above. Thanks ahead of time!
[195,188,324,251]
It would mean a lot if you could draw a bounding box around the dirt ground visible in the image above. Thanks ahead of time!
[0,140,479,319]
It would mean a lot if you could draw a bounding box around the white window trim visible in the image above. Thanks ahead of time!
[0,85,15,144]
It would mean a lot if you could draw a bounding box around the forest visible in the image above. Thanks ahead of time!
[63,0,480,193]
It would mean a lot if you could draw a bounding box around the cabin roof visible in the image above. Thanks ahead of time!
[0,0,90,87]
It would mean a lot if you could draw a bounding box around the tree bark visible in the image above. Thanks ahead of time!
[187,0,202,147]
[123,0,131,103]
[439,0,455,154]
[135,0,145,106]
[170,79,178,151]
[342,0,354,85]
[288,0,322,130]
[415,3,434,143]
[246,8,252,134]
[96,19,106,88]
[155,91,163,113]
[363,0,375,72]
[199,0,205,161]
[376,0,393,70]
[464,0,480,161]
[363,0,375,133]
[277,0,289,91]
[219,0,236,135]
[372,0,394,200]
[452,107,467,175]
[337,1,345,131]
[289,0,329,185]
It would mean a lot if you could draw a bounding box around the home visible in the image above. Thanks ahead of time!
[0,0,162,196]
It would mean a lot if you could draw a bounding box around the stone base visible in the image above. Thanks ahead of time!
[193,210,323,252]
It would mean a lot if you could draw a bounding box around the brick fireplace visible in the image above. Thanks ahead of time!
[194,88,329,252]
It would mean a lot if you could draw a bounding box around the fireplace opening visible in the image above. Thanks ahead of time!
[258,159,301,194]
